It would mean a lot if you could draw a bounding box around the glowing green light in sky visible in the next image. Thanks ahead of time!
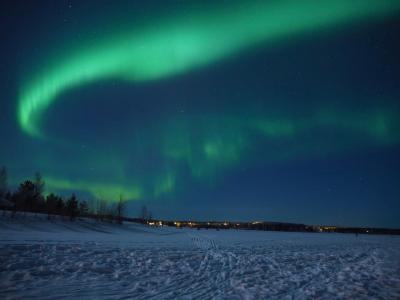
[44,177,142,201]
[37,107,399,201]
[18,0,400,137]
[15,0,400,201]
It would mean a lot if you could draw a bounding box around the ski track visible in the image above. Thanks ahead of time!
[1,218,400,299]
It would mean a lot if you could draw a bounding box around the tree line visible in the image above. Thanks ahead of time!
[0,166,129,224]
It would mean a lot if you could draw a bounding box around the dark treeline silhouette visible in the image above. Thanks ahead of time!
[3,167,396,235]
[0,167,129,224]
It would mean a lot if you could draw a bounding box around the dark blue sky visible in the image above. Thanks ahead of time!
[1,1,399,227]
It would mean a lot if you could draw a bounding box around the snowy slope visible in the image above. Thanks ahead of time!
[1,213,400,299]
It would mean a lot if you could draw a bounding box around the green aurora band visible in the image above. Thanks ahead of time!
[19,0,400,136]
[17,0,400,200]
[41,107,400,201]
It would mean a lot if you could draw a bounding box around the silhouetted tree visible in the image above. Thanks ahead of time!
[86,198,95,215]
[45,193,59,219]
[34,172,45,205]
[34,172,45,197]
[79,200,89,217]
[56,197,65,216]
[4,191,11,201]
[9,191,17,216]
[0,166,8,199]
[13,180,37,212]
[97,200,108,221]
[66,194,79,220]
[116,194,125,225]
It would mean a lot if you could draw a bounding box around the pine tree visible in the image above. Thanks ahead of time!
[14,180,36,212]
[45,193,58,219]
[116,194,125,225]
[34,172,45,199]
[0,166,7,199]
[66,194,79,221]
[56,197,65,216]
[79,200,89,216]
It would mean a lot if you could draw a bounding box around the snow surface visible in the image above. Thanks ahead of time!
[1,213,400,299]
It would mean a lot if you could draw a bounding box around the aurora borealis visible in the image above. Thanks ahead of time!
[1,0,400,226]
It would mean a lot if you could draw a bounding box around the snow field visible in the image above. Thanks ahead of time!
[1,214,400,299]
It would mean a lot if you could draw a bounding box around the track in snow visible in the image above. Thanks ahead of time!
[1,217,400,299]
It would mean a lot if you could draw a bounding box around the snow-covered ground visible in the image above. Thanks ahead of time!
[1,213,400,299]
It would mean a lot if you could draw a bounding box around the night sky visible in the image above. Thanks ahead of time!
[1,0,400,227]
